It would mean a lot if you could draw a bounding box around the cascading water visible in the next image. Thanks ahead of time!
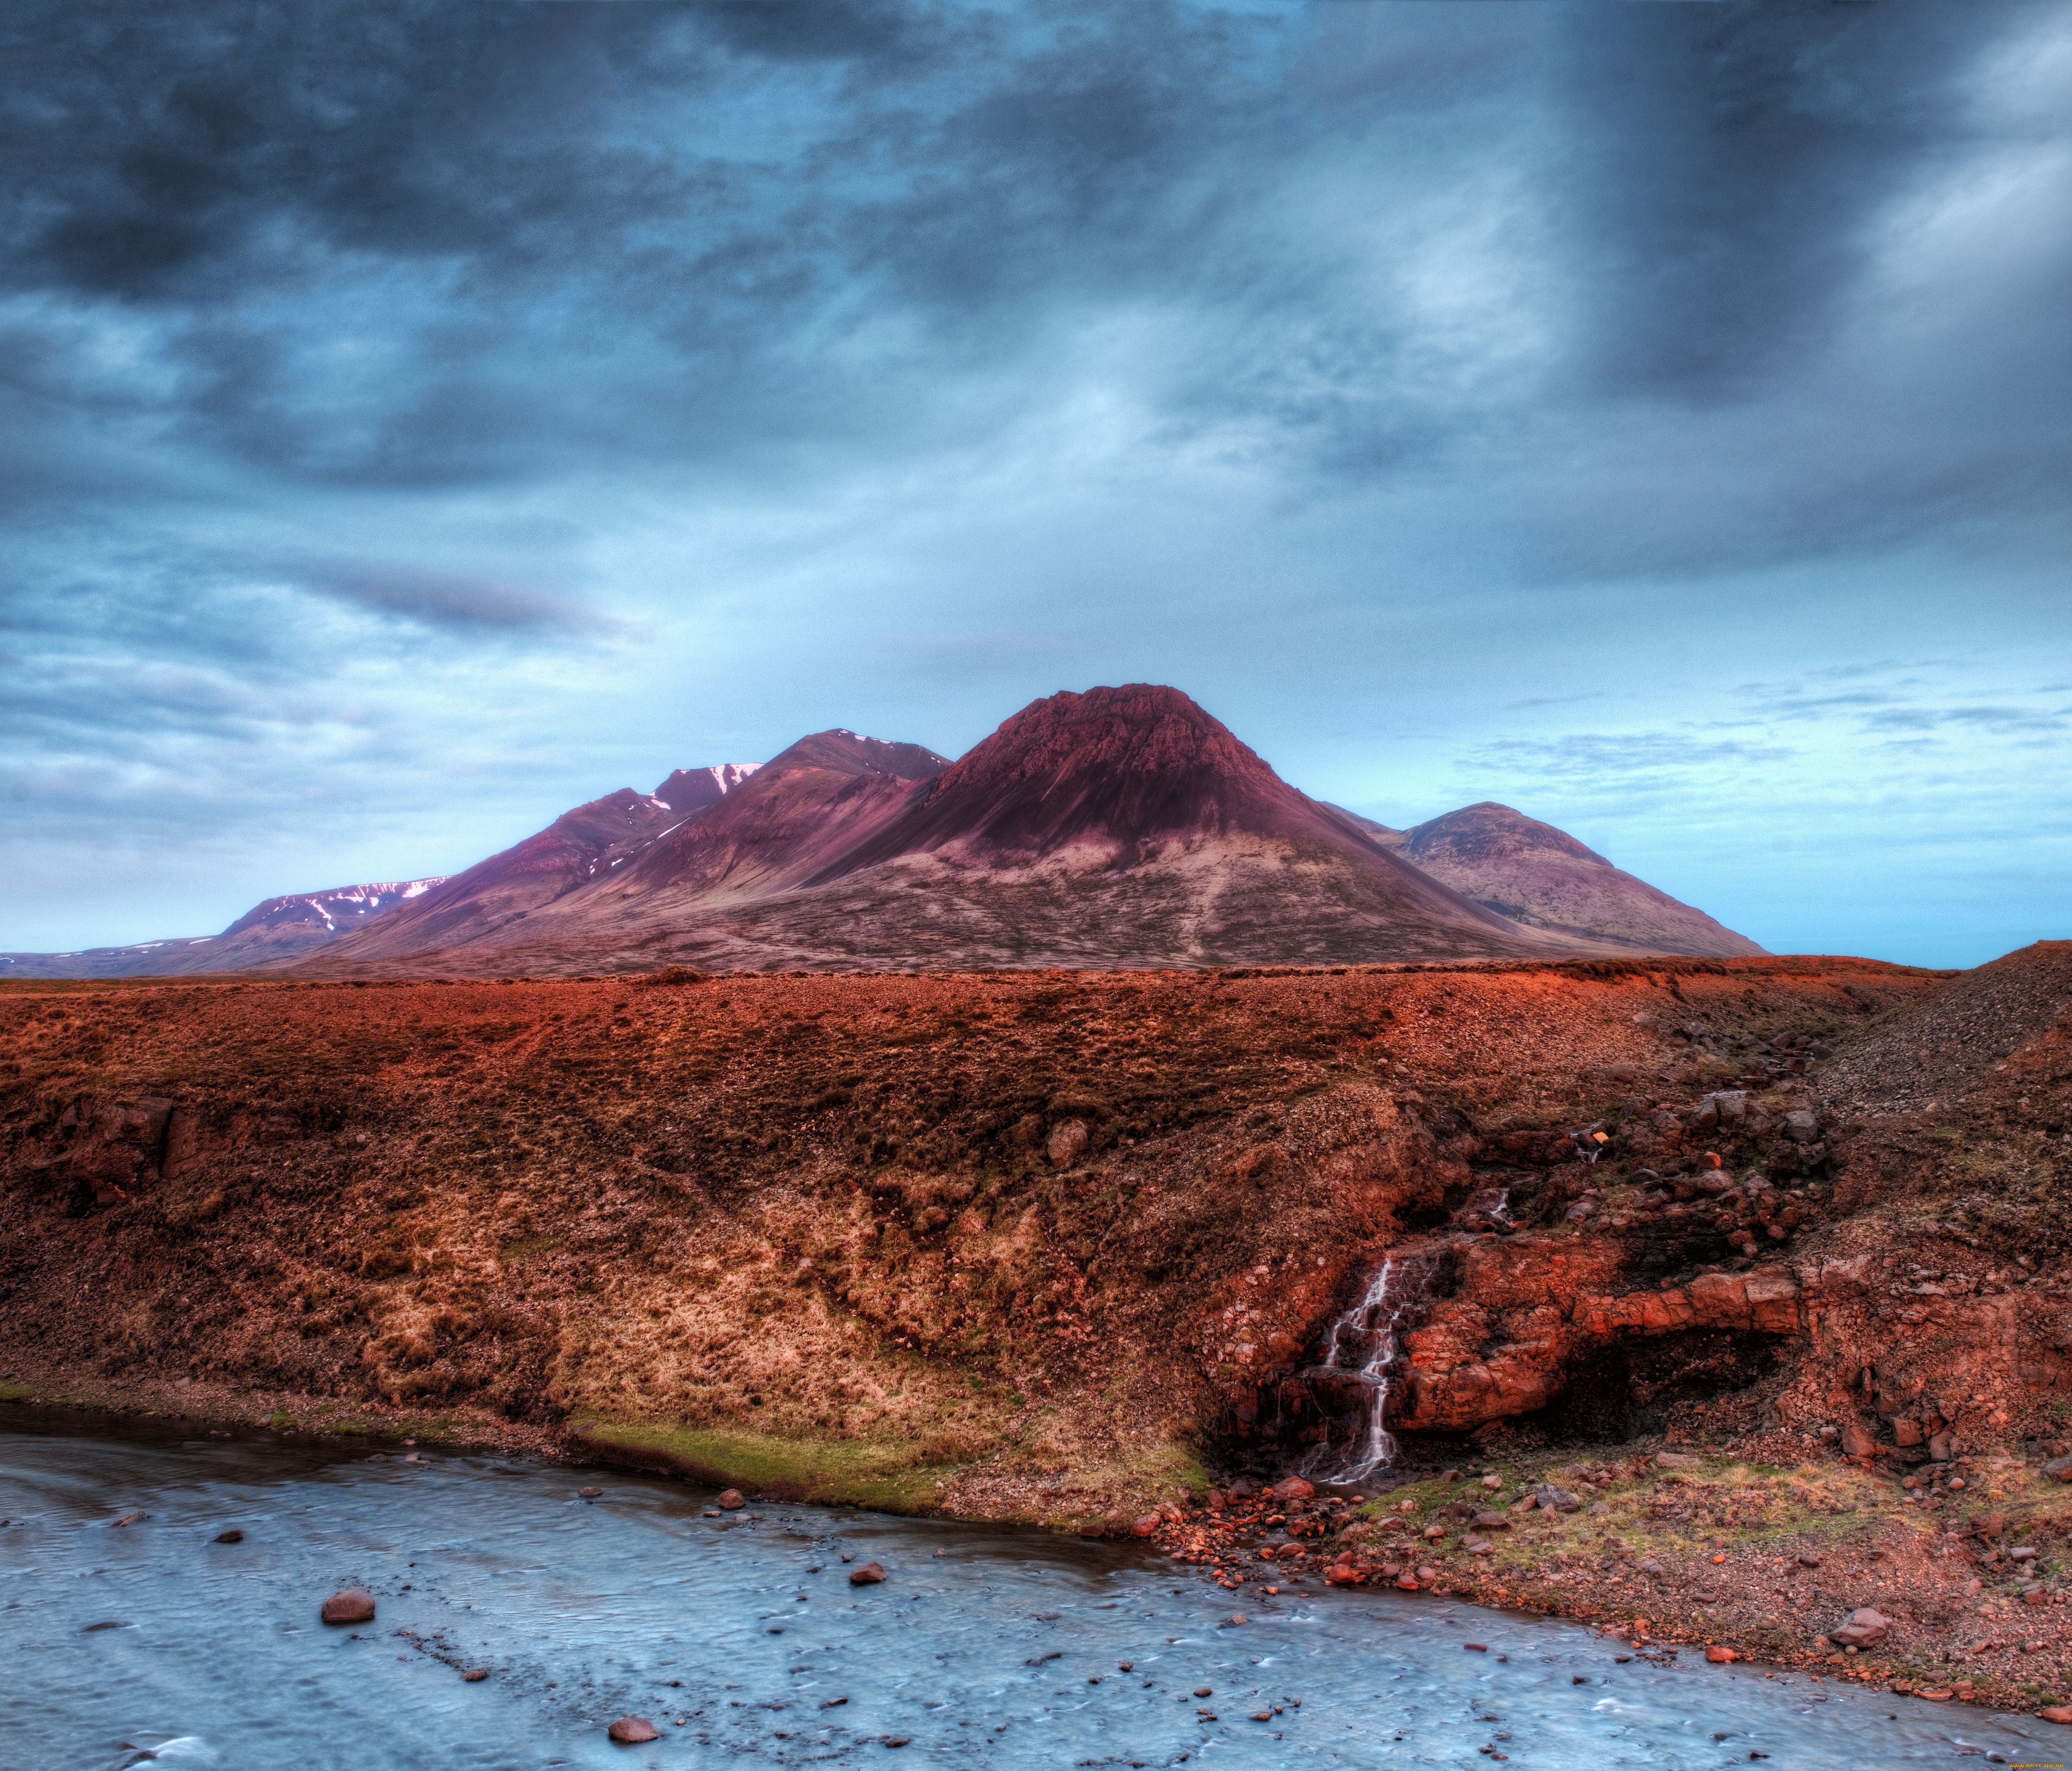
[1298,1248,1437,1483]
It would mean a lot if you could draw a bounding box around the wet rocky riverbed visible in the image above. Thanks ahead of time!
[0,1409,2059,1768]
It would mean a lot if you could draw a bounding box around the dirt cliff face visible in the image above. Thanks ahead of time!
[0,953,1966,1488]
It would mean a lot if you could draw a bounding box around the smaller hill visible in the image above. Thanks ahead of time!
[1389,802,1764,958]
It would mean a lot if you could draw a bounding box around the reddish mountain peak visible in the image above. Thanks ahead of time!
[1403,802,1607,868]
[762,729,951,781]
[939,683,1272,794]
[841,684,1301,864]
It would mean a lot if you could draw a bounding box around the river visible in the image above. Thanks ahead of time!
[0,1408,2054,1768]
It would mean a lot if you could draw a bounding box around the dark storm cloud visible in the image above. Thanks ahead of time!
[3,1,2059,542]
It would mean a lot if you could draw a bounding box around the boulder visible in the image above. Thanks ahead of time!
[1271,1477,1315,1502]
[2044,1457,2072,1483]
[321,1588,377,1626]
[2041,1706,2072,1725]
[1533,1485,1583,1513]
[1047,1120,1090,1166]
[716,1489,745,1509]
[1131,1514,1162,1537]
[1841,1422,1877,1459]
[1654,1451,1700,1470]
[1784,1110,1821,1144]
[1829,1608,1891,1649]
[608,1716,660,1744]
[1705,1645,1736,1664]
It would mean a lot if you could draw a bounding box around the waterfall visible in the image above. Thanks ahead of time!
[1298,1250,1435,1483]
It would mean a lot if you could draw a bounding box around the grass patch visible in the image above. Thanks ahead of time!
[571,1421,959,1511]
[0,1381,31,1403]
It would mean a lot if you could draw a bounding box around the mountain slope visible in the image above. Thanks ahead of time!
[315,762,763,966]
[0,878,448,980]
[1391,802,1764,958]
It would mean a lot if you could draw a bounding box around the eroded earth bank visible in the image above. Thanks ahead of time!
[7,946,2072,1716]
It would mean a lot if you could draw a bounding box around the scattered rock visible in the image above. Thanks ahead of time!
[213,1528,243,1544]
[1705,1646,1736,1664]
[2046,1458,2072,1483]
[850,1561,888,1585]
[1533,1485,1582,1513]
[716,1490,745,1509]
[1047,1120,1090,1166]
[1131,1514,1161,1537]
[1829,1608,1891,1650]
[1841,1423,1877,1459]
[1471,1512,1510,1530]
[608,1716,660,1744]
[1639,1560,1667,1576]
[321,1588,377,1626]
[1654,1452,1699,1470]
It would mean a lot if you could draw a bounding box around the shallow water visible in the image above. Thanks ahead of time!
[0,1410,2058,1769]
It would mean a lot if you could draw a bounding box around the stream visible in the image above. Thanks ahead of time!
[1,1407,2057,1769]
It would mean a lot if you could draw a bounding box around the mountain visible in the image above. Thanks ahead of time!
[312,687,1586,975]
[0,878,447,980]
[5,690,1763,978]
[1387,801,1764,957]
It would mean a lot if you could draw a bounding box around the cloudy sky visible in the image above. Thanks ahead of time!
[3,0,2067,966]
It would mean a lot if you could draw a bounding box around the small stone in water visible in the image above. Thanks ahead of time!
[321,1588,377,1625]
[717,1490,746,1510]
[463,1668,489,1682]
[608,1715,660,1743]
[579,1486,603,1499]
[111,1511,147,1527]
[213,1528,243,1543]
[1195,1686,1213,1698]
[850,1561,887,1585]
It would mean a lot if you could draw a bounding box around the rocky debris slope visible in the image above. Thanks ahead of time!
[1819,940,2072,1124]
